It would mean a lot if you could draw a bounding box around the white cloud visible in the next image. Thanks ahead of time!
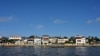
[36,25,44,29]
[86,17,100,24]
[0,16,13,23]
[96,17,100,22]
[53,19,65,24]
[86,20,93,24]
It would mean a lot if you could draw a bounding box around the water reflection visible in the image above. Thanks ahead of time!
[75,47,87,56]
[0,47,100,56]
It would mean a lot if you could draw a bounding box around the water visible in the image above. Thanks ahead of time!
[0,47,100,56]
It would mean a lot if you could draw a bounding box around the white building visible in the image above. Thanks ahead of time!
[27,38,34,45]
[42,35,49,45]
[34,38,41,45]
[58,38,69,44]
[9,36,22,40]
[75,35,86,45]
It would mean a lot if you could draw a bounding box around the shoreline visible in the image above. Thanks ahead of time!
[1,44,100,47]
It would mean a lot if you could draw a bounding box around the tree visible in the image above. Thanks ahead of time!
[94,36,100,41]
[87,36,100,45]
[8,40,15,43]
[0,37,8,43]
[63,36,68,39]
[69,36,76,43]
[28,35,35,38]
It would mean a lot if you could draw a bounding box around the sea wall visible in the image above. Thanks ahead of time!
[1,43,100,47]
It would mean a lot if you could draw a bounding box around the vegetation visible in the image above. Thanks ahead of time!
[69,36,76,44]
[28,35,35,38]
[87,36,100,44]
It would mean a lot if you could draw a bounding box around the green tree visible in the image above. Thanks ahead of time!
[28,35,35,38]
[94,36,100,41]
[69,37,76,44]
[87,36,100,45]
[0,37,8,43]
[8,40,15,43]
[63,36,68,39]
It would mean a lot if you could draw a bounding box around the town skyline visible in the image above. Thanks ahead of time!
[0,0,100,37]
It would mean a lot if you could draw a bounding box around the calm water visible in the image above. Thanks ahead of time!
[0,47,100,56]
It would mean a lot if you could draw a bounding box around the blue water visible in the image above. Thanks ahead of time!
[0,47,100,56]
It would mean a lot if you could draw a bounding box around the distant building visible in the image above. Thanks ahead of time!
[42,35,49,45]
[34,37,42,45]
[75,35,86,45]
[23,39,28,42]
[27,41,33,45]
[57,38,69,44]
[9,36,22,40]
[27,38,34,45]
[9,36,22,45]
[15,40,25,45]
[49,37,57,44]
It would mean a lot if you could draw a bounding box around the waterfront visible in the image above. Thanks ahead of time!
[0,47,100,56]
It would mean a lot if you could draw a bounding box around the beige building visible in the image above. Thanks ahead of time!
[49,37,57,44]
[58,38,69,44]
[15,41,25,45]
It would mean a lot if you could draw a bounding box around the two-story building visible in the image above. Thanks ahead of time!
[42,35,49,45]
[9,36,22,44]
[57,38,69,44]
[34,37,42,45]
[27,38,34,45]
[75,35,86,45]
[49,37,57,44]
[9,36,22,40]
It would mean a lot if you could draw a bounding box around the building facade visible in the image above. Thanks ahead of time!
[57,38,69,44]
[42,35,49,45]
[49,37,57,44]
[75,35,86,45]
[9,36,22,40]
[34,38,42,45]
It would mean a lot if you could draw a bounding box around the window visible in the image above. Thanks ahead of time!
[77,40,81,42]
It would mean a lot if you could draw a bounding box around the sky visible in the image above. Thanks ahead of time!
[0,0,100,37]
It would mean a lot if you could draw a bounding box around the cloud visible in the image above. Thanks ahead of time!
[86,17,100,24]
[36,25,44,29]
[53,19,65,24]
[86,20,93,24]
[0,16,13,23]
[96,17,100,22]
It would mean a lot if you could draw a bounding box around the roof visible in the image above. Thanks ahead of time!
[73,35,85,39]
[74,35,83,37]
[75,37,84,39]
